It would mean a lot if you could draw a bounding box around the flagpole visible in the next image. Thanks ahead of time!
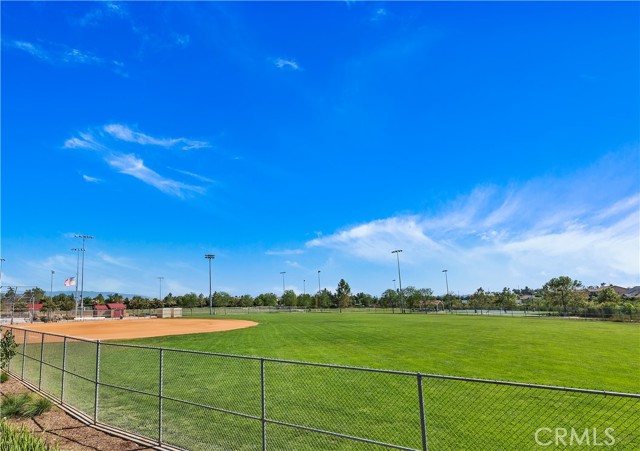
[72,248,82,319]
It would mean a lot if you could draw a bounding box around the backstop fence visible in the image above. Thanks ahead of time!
[2,325,639,450]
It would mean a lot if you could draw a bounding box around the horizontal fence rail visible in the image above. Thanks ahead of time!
[2,325,639,450]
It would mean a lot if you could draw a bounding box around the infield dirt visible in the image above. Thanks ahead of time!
[12,318,258,340]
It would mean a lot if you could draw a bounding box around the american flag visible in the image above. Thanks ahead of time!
[64,277,76,287]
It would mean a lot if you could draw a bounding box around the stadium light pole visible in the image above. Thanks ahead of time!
[71,248,82,318]
[317,270,321,293]
[442,269,450,312]
[0,258,4,321]
[392,250,404,313]
[393,279,396,291]
[75,234,94,320]
[158,277,164,307]
[204,254,215,315]
[280,271,286,295]
[303,279,306,296]
[50,270,55,301]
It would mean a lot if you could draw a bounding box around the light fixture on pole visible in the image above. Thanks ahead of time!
[204,254,215,315]
[71,248,82,318]
[393,279,397,291]
[442,269,450,312]
[303,279,306,296]
[280,271,286,296]
[391,250,404,313]
[50,270,55,299]
[74,234,94,320]
[317,270,321,293]
[0,258,4,322]
[157,277,164,307]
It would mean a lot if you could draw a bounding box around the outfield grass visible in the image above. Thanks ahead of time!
[6,314,639,450]
[124,312,640,393]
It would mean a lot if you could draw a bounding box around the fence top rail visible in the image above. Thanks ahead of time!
[3,325,639,398]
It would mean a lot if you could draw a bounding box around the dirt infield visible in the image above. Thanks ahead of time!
[12,318,258,341]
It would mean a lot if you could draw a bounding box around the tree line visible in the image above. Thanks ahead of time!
[3,276,638,320]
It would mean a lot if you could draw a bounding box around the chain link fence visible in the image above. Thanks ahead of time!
[2,325,639,450]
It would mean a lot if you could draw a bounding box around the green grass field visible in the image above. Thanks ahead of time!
[6,313,640,450]
[127,312,640,392]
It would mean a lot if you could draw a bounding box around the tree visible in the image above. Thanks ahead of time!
[442,293,458,311]
[380,289,399,310]
[0,330,17,371]
[94,293,105,305]
[542,276,587,315]
[281,290,297,307]
[596,287,622,304]
[255,293,277,307]
[335,279,352,312]
[353,292,374,307]
[495,287,517,312]
[469,288,487,314]
[297,293,312,308]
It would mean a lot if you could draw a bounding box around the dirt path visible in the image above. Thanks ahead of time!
[12,318,258,340]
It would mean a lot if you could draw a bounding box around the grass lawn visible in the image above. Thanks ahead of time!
[124,312,640,393]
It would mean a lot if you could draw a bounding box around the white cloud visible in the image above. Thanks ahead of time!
[171,168,215,183]
[266,249,304,256]
[5,39,126,75]
[274,58,301,71]
[306,151,640,289]
[104,124,209,150]
[106,153,204,198]
[82,175,101,183]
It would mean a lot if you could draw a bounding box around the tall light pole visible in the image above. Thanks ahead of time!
[280,271,286,295]
[204,254,215,315]
[392,250,404,313]
[50,270,55,300]
[317,270,321,293]
[157,277,164,307]
[443,269,450,312]
[75,234,94,319]
[0,258,4,322]
[71,248,82,318]
[303,279,306,296]
[393,279,397,291]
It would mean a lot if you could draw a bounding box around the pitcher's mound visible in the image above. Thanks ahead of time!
[16,318,258,340]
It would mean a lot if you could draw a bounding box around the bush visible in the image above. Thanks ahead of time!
[0,393,53,418]
[0,371,8,383]
[0,419,58,451]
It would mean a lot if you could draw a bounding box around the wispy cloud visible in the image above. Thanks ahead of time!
[266,249,304,256]
[82,174,102,183]
[170,168,215,183]
[106,153,204,198]
[306,150,640,287]
[64,124,212,198]
[371,8,388,22]
[274,58,301,71]
[5,39,126,75]
[104,124,209,150]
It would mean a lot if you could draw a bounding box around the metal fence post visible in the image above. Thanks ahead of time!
[159,348,164,445]
[261,358,267,451]
[38,333,45,390]
[94,340,101,424]
[21,330,26,381]
[61,337,67,403]
[417,373,428,451]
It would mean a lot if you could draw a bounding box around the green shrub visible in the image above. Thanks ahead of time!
[0,393,53,418]
[0,371,8,383]
[0,419,58,451]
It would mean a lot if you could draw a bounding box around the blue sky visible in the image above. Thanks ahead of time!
[2,1,638,298]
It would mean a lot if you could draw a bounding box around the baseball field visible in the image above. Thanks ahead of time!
[7,312,640,450]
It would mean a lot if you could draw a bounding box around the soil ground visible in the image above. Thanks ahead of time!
[11,318,258,340]
[1,376,154,450]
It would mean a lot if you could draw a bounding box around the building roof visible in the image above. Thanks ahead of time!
[28,303,43,311]
[94,305,108,310]
[107,303,127,309]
